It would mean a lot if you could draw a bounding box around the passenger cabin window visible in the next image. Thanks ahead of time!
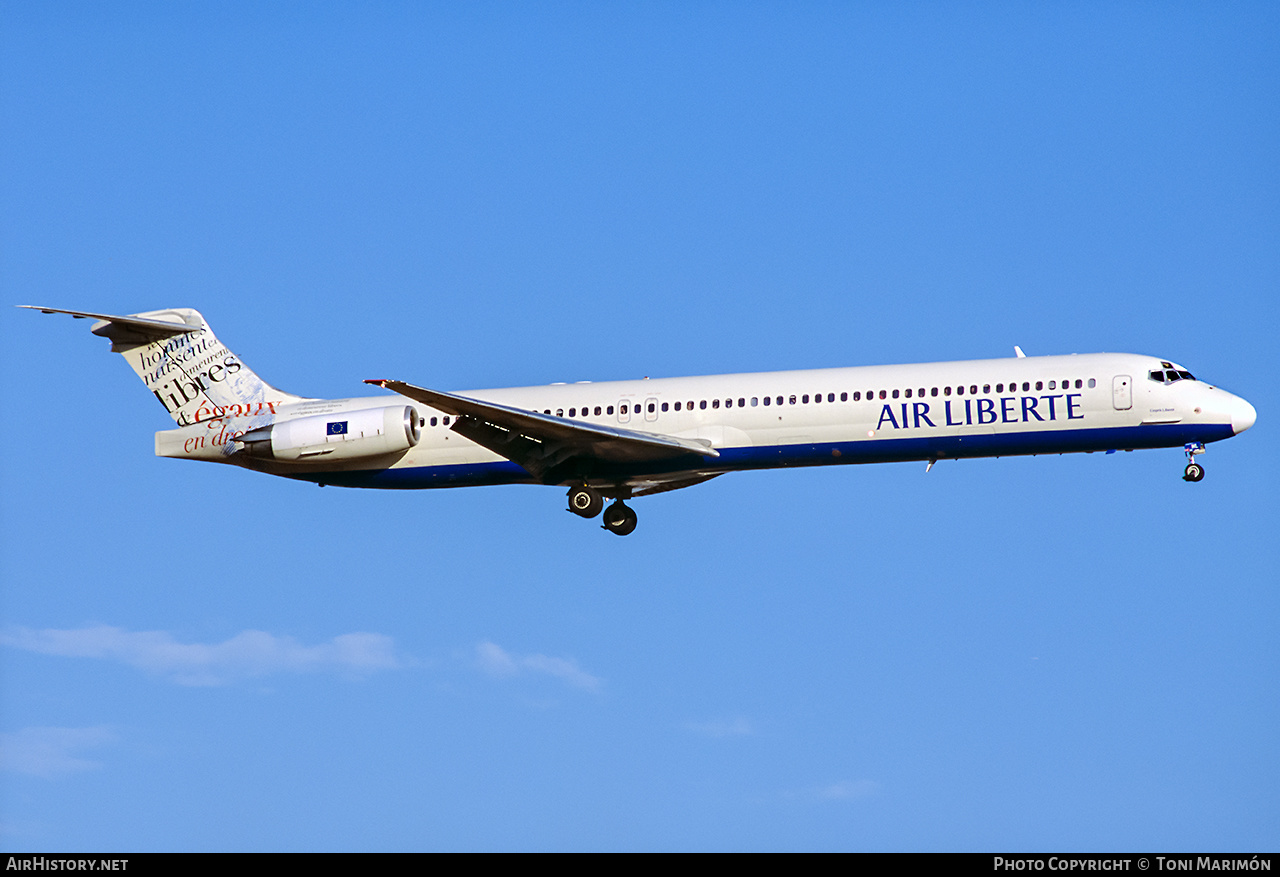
[840,392,847,401]
[1087,379,1096,388]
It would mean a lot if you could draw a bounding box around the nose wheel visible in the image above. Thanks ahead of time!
[1183,442,1206,482]
[602,501,638,536]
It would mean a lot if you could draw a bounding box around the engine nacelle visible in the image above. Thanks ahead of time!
[241,405,420,463]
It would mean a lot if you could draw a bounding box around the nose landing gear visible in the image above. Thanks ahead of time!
[1183,442,1206,482]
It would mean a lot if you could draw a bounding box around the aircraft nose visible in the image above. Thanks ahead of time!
[1227,394,1257,434]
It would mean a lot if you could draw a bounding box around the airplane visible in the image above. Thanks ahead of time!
[23,305,1257,536]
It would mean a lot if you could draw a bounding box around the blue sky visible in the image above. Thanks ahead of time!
[2,2,1277,851]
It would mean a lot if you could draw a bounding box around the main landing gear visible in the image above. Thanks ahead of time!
[602,501,638,536]
[566,486,638,535]
[567,485,605,519]
[1183,442,1206,482]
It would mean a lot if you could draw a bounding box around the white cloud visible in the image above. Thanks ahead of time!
[815,779,879,800]
[782,779,880,802]
[2,625,402,686]
[0,726,115,778]
[475,640,601,693]
[684,717,754,738]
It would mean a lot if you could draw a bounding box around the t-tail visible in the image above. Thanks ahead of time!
[20,306,305,427]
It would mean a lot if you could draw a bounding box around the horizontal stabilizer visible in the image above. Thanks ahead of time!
[20,305,201,339]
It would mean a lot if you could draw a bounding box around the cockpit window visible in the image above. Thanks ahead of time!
[1149,368,1197,384]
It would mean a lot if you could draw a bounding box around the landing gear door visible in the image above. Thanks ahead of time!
[1112,375,1132,410]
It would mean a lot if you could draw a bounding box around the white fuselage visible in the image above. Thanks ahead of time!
[186,351,1253,490]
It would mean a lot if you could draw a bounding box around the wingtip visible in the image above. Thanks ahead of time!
[364,379,389,387]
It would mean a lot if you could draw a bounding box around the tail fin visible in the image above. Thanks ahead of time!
[22,306,306,426]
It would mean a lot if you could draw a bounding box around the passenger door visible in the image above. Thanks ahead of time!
[1112,375,1132,410]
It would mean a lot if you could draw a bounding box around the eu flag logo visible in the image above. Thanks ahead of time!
[327,421,348,436]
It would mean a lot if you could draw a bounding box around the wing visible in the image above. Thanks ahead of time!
[365,379,719,483]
